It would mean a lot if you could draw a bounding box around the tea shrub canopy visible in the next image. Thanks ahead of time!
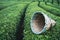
[0,0,60,40]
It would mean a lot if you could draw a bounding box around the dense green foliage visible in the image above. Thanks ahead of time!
[24,2,60,40]
[0,1,19,10]
[47,3,60,9]
[39,2,60,16]
[0,3,29,40]
[0,0,60,40]
[0,1,30,10]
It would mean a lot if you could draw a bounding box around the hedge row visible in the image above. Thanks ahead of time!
[0,3,28,40]
[47,3,60,9]
[39,2,60,16]
[0,1,18,10]
[23,2,60,40]
[0,1,30,10]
